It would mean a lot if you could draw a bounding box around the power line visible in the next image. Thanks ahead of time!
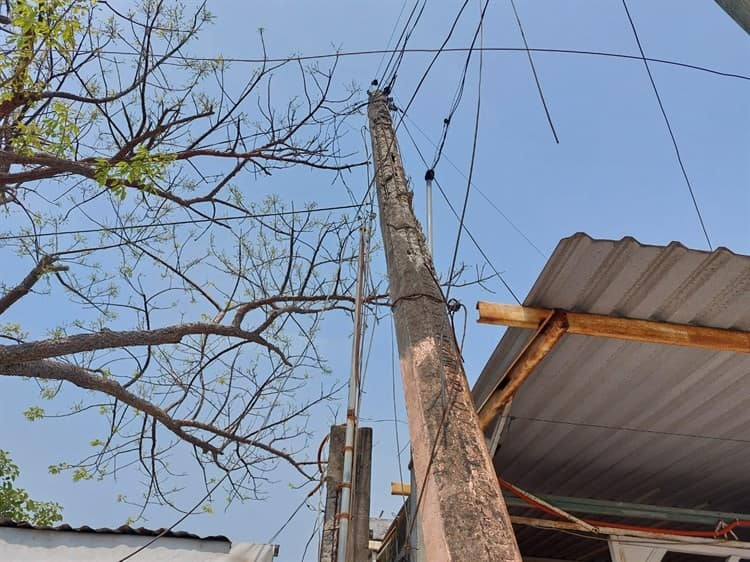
[621,0,713,250]
[0,203,362,241]
[509,0,559,143]
[117,473,230,561]
[446,1,488,302]
[116,313,326,560]
[380,0,427,89]
[401,112,546,258]
[400,117,522,304]
[374,0,412,80]
[512,415,750,445]
[74,46,750,81]
[430,0,490,170]
[391,1,472,136]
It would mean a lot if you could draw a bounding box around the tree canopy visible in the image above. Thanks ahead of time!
[0,0,377,515]
[0,449,63,526]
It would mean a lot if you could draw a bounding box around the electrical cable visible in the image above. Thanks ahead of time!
[117,472,231,561]
[0,203,362,241]
[431,0,491,170]
[268,491,317,544]
[60,47,750,82]
[397,10,514,554]
[511,415,750,445]
[445,15,484,302]
[509,0,559,143]
[381,1,428,89]
[391,0,472,136]
[374,0,412,81]
[400,118,522,304]
[621,0,713,250]
[378,1,422,85]
[117,302,330,560]
[401,111,546,258]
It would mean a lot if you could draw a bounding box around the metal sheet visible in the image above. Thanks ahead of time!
[472,234,750,555]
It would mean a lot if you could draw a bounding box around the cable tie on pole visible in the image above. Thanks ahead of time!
[425,169,435,181]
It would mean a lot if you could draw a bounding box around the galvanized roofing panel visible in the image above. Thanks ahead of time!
[0,519,230,542]
[474,234,750,516]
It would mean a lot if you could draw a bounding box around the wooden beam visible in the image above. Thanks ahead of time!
[478,310,568,428]
[477,302,750,354]
[390,481,411,496]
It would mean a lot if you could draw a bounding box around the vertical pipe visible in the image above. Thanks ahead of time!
[336,222,368,562]
[425,169,435,255]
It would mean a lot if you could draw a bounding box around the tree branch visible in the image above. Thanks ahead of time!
[0,322,271,364]
[0,255,68,315]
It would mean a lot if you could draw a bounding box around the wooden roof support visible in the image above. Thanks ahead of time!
[478,310,568,429]
[390,481,411,496]
[477,302,750,354]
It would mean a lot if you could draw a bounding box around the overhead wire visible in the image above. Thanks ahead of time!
[0,203,363,241]
[621,0,713,250]
[356,0,474,242]
[391,0,472,135]
[380,0,428,89]
[115,282,334,560]
[445,0,489,302]
[400,116,522,303]
[508,0,559,143]
[403,113,546,258]
[63,47,750,82]
[398,5,518,554]
[429,0,490,170]
[117,473,231,561]
[511,415,750,445]
[374,0,412,80]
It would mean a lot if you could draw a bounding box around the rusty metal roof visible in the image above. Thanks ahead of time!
[473,233,750,556]
[0,519,230,542]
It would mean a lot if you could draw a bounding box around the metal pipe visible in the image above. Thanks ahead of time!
[498,478,598,533]
[510,516,750,548]
[425,169,434,254]
[336,223,368,562]
[503,493,750,527]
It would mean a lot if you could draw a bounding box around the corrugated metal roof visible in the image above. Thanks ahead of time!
[473,233,750,556]
[0,519,230,542]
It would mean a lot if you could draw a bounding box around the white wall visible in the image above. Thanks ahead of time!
[0,528,275,562]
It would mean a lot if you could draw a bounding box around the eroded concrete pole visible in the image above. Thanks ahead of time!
[367,90,522,562]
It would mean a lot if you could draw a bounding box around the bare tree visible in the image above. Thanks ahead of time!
[0,0,379,514]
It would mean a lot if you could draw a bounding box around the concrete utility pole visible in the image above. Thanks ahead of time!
[714,0,750,34]
[320,425,372,562]
[367,90,522,562]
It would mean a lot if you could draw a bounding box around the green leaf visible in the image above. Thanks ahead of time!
[23,406,45,421]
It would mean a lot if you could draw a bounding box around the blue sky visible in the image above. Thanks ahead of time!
[1,2,747,561]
